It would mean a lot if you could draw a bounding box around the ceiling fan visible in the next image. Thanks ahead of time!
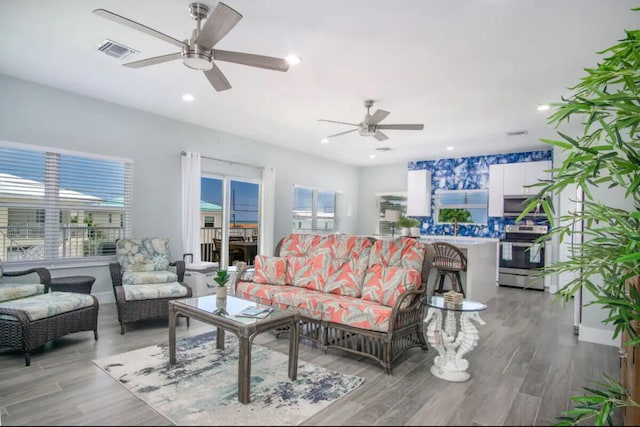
[93,2,290,92]
[318,100,424,141]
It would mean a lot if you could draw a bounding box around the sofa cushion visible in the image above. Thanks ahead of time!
[235,281,282,305]
[368,237,426,271]
[271,288,336,321]
[322,295,392,333]
[361,265,421,307]
[286,251,332,291]
[0,292,94,321]
[322,235,372,297]
[116,238,172,272]
[122,283,188,301]
[122,271,179,285]
[253,255,288,286]
[0,284,45,303]
[278,234,324,257]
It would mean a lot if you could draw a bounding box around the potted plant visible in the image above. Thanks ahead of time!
[522,17,640,426]
[396,215,421,237]
[209,269,230,298]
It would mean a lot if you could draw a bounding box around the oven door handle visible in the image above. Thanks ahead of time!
[500,242,537,248]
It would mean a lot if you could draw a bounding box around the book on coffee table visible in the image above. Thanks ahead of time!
[234,306,274,319]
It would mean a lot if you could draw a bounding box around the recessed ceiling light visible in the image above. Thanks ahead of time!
[446,146,454,151]
[320,138,329,144]
[537,104,550,111]
[285,54,301,66]
[369,154,376,159]
[182,93,194,102]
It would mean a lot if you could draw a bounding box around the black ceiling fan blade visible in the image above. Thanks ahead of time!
[327,129,358,138]
[93,9,187,49]
[213,50,289,72]
[374,131,389,141]
[376,124,425,130]
[368,109,390,125]
[204,63,232,91]
[317,119,359,126]
[196,2,243,50]
[122,52,182,68]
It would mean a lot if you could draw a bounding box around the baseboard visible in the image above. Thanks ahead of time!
[578,324,621,347]
[92,291,115,305]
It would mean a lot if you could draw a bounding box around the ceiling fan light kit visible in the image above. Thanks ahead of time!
[93,2,290,92]
[318,99,424,141]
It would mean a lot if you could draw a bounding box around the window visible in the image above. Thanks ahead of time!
[204,216,215,228]
[376,192,407,235]
[292,186,338,233]
[434,189,488,225]
[0,143,133,263]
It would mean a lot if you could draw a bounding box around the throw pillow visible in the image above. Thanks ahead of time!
[361,265,421,307]
[253,255,288,286]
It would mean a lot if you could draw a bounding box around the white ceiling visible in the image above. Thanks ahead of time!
[0,1,636,166]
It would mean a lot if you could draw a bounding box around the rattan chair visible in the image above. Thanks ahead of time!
[110,238,192,335]
[432,241,467,297]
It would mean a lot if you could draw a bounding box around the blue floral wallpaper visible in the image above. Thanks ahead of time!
[408,150,553,238]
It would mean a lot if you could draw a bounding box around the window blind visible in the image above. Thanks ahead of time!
[0,143,133,263]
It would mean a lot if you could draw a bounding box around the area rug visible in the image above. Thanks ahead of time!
[93,330,364,426]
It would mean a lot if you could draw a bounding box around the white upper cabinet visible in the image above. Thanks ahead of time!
[488,164,504,216]
[502,160,551,196]
[406,169,432,216]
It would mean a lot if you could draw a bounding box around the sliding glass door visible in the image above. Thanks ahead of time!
[201,175,260,268]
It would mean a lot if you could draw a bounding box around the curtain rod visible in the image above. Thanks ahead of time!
[180,151,264,170]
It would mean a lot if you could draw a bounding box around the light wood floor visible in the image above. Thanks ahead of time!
[0,286,622,426]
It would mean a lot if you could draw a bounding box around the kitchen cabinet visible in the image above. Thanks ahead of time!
[407,169,432,216]
[502,160,551,196]
[488,164,504,217]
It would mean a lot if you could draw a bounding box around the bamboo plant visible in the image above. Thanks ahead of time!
[519,12,640,426]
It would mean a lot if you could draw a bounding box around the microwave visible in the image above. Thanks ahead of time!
[503,196,544,218]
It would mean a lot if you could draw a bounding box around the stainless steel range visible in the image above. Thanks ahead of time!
[498,224,549,291]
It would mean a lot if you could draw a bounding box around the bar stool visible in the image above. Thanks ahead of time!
[432,241,467,297]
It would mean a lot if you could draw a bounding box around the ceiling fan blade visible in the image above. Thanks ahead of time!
[213,50,289,72]
[122,52,182,68]
[196,3,243,50]
[317,119,359,126]
[204,63,232,91]
[93,9,187,49]
[368,109,390,125]
[374,131,389,141]
[376,124,425,130]
[327,129,358,138]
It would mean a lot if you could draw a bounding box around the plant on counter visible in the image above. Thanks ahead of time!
[396,215,421,228]
[521,13,640,426]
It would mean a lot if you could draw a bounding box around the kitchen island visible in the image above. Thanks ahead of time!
[419,236,499,303]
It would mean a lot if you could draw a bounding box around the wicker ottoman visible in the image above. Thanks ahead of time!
[0,293,99,366]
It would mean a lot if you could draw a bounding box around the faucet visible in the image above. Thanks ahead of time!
[453,218,459,236]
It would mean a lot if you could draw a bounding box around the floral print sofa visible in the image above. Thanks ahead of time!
[235,234,435,374]
[109,238,192,334]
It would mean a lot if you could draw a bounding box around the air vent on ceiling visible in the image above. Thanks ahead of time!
[97,39,137,60]
[375,147,392,151]
[506,129,528,136]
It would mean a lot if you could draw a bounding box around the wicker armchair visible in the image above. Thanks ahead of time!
[110,238,192,334]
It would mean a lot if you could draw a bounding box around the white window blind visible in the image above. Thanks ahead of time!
[0,143,133,263]
[292,186,338,233]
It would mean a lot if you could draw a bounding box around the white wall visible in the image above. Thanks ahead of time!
[356,163,408,235]
[0,74,359,301]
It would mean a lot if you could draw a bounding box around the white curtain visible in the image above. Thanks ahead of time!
[181,152,201,264]
[259,166,276,256]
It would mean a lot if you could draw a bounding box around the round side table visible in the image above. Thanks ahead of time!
[50,275,96,294]
[423,295,487,382]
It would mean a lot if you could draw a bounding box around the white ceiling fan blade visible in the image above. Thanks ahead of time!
[374,131,389,141]
[122,52,182,68]
[327,129,358,138]
[204,63,232,91]
[213,50,289,72]
[196,3,243,50]
[376,124,425,130]
[317,119,359,126]
[368,109,390,125]
[93,9,187,49]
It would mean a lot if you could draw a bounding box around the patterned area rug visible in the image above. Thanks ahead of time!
[93,331,364,426]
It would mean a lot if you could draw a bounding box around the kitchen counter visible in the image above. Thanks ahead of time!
[419,235,498,303]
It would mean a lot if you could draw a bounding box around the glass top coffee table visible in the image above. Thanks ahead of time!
[168,294,299,404]
[423,295,487,382]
